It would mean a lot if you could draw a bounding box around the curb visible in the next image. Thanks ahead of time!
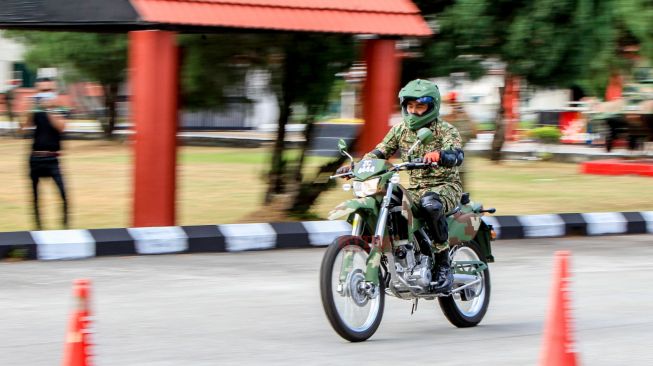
[1,212,652,261]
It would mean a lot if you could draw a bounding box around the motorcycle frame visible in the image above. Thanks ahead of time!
[335,161,493,299]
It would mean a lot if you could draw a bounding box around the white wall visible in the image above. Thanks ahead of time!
[433,74,572,123]
[244,69,279,129]
[433,75,503,123]
[0,33,25,92]
[523,88,571,112]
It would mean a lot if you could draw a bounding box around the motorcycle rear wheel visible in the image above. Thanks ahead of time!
[320,235,385,342]
[438,240,491,327]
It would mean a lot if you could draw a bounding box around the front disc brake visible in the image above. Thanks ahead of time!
[346,269,369,307]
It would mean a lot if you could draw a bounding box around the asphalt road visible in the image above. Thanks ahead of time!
[2,235,652,365]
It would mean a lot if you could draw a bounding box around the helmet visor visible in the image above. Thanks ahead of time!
[400,96,435,106]
[401,96,436,117]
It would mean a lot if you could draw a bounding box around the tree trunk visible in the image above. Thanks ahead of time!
[101,83,119,139]
[287,146,353,217]
[287,119,357,216]
[264,44,298,205]
[265,98,290,204]
[292,118,315,184]
[490,85,506,162]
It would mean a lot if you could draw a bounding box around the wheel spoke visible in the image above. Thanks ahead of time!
[452,246,486,317]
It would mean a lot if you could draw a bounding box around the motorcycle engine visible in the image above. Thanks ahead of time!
[407,254,432,288]
[394,245,432,289]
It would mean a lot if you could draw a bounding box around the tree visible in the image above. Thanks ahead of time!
[178,33,357,217]
[263,34,356,215]
[5,31,127,137]
[178,34,269,110]
[409,0,653,160]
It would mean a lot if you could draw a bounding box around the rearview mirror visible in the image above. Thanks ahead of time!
[337,138,354,164]
[407,128,434,157]
[337,139,348,155]
[416,127,434,144]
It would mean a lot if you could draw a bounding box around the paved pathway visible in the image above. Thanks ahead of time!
[1,235,652,365]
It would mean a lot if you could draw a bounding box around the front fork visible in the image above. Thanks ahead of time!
[366,182,395,284]
[339,183,395,287]
[338,214,363,283]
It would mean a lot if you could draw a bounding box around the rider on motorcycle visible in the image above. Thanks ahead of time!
[337,79,464,292]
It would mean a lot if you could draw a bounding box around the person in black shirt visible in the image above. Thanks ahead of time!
[20,77,68,230]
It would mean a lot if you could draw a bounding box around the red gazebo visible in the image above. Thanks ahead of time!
[0,0,432,227]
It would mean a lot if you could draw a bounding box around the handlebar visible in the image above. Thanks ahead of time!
[395,162,438,170]
[391,160,438,171]
[329,172,354,179]
[329,160,437,180]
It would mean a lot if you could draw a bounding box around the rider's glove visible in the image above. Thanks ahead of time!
[439,148,465,168]
[423,151,440,164]
[336,165,352,179]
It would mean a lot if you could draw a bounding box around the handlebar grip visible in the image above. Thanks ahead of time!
[480,208,496,214]
[405,162,438,170]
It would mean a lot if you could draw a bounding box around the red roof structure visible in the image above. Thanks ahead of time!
[131,0,432,36]
[0,0,432,36]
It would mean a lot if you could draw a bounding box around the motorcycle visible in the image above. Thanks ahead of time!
[320,128,496,342]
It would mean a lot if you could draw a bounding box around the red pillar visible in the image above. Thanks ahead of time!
[359,39,400,155]
[605,73,623,101]
[129,31,179,227]
[503,74,520,141]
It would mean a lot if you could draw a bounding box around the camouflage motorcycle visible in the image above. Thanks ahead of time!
[320,129,496,342]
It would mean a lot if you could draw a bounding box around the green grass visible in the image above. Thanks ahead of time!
[477,120,537,132]
[1,137,652,231]
[180,150,269,164]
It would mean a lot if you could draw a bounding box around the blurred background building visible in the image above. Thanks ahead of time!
[0,34,26,90]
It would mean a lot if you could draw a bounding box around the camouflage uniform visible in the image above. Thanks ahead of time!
[445,104,476,191]
[364,118,464,214]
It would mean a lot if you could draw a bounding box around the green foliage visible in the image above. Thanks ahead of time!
[179,33,354,113]
[5,31,127,85]
[6,31,354,116]
[617,0,653,61]
[528,126,562,144]
[477,121,496,131]
[410,0,653,96]
[179,34,270,109]
[274,34,356,117]
[503,0,581,86]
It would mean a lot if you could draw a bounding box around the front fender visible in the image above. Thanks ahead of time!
[327,197,378,223]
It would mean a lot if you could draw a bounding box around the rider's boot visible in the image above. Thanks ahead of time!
[431,249,453,293]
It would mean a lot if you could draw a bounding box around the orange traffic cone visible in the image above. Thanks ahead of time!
[540,251,579,366]
[62,279,93,366]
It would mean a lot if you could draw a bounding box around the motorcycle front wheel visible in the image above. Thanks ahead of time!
[320,235,385,342]
[438,240,491,327]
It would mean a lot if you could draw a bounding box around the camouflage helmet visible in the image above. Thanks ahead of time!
[399,79,441,130]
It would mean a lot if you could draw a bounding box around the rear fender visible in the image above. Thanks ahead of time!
[448,212,494,263]
[447,211,483,246]
[474,220,495,263]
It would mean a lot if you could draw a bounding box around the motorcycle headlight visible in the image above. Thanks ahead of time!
[353,178,381,197]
